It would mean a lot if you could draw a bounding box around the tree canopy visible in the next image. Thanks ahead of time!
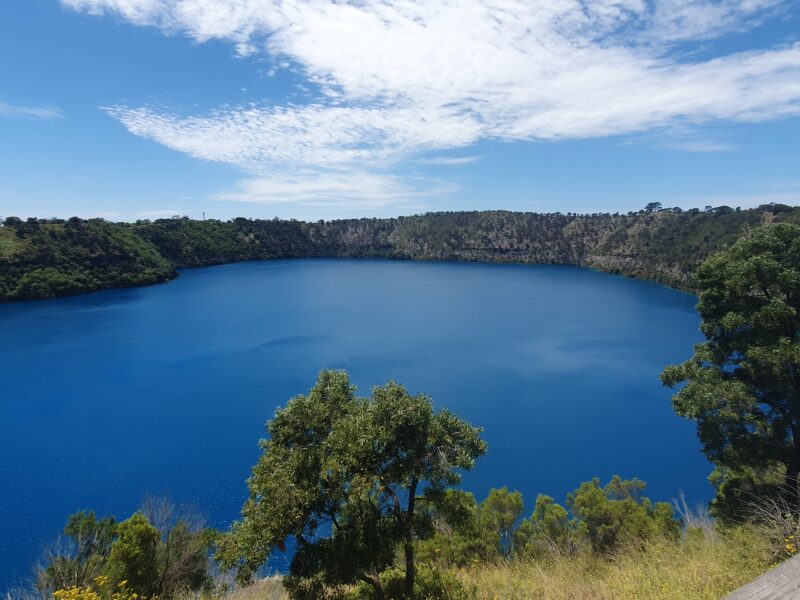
[662,223,800,516]
[216,370,487,600]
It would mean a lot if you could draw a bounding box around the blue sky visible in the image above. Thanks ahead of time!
[1,0,799,221]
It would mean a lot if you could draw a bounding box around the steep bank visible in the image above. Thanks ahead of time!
[0,218,175,300]
[1,204,798,301]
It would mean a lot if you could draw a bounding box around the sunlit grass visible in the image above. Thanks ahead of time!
[203,577,289,600]
[207,527,776,600]
[458,527,773,600]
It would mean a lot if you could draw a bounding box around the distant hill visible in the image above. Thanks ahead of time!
[1,204,798,301]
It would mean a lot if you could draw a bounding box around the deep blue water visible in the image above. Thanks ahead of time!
[1,259,709,589]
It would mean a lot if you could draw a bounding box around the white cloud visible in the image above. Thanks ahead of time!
[215,172,458,208]
[419,156,482,166]
[644,0,786,43]
[106,103,481,171]
[0,101,63,119]
[659,139,739,152]
[64,0,800,207]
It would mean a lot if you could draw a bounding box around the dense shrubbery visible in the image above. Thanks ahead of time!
[0,217,174,300]
[415,477,677,571]
[38,500,215,600]
[3,204,799,301]
[38,478,685,600]
[348,565,473,600]
[40,477,785,600]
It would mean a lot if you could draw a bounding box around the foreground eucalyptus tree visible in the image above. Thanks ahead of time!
[662,223,800,516]
[217,370,486,600]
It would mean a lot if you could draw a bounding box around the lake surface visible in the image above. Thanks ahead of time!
[1,259,709,589]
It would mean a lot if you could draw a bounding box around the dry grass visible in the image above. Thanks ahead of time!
[212,578,289,600]
[458,527,774,600]
[200,528,778,600]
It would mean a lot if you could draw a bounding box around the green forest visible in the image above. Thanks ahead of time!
[2,203,799,301]
[30,223,800,599]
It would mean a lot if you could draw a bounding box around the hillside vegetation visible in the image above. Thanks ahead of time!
[0,217,174,300]
[39,472,789,600]
[2,203,798,300]
[221,527,776,600]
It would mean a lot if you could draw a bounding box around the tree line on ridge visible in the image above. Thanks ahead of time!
[2,203,798,301]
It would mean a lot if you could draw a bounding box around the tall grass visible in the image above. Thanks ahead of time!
[198,577,288,600]
[190,526,778,600]
[458,526,773,600]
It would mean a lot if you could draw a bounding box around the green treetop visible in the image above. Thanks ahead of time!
[216,370,487,600]
[662,223,800,515]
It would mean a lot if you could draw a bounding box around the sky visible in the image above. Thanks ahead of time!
[1,0,799,221]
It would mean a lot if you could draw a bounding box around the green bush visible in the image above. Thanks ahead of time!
[38,503,214,599]
[566,476,679,554]
[348,566,474,600]
[420,477,679,569]
[514,494,583,558]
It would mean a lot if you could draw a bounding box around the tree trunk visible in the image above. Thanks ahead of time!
[404,477,419,600]
[359,574,385,600]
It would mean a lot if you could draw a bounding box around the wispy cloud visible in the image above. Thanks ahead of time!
[624,124,741,152]
[419,156,482,166]
[0,101,63,120]
[659,139,740,153]
[64,0,800,207]
[215,172,458,208]
[105,103,480,171]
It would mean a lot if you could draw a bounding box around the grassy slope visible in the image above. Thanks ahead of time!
[217,527,778,600]
[224,578,288,600]
[458,528,773,600]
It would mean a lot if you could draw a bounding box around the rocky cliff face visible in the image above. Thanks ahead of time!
[297,207,797,289]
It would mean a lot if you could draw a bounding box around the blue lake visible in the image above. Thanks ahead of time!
[0,259,710,589]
